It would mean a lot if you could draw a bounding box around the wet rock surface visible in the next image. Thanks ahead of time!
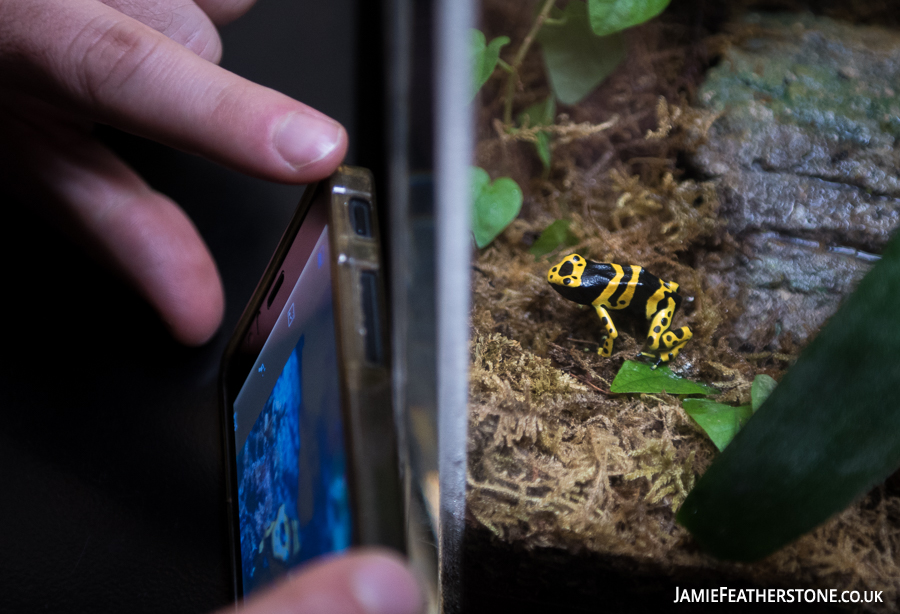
[691,12,900,349]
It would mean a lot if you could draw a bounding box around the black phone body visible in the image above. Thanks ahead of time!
[220,166,403,600]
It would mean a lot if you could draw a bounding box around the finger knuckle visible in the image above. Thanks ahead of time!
[137,4,223,64]
[176,16,222,63]
[68,16,163,107]
[95,0,222,62]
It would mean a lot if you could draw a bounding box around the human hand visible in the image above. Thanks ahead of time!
[0,0,348,345]
[230,550,423,614]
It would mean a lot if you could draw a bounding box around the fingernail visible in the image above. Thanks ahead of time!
[275,112,343,170]
[351,557,423,614]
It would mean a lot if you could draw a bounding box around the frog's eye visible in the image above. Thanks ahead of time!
[564,278,571,285]
[572,255,580,261]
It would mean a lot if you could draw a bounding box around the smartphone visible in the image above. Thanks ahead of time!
[219,166,404,599]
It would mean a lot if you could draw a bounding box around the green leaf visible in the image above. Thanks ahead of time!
[683,399,754,452]
[750,374,777,412]
[610,360,718,395]
[677,230,900,562]
[535,133,552,169]
[470,29,510,101]
[537,1,626,105]
[587,0,671,37]
[528,219,578,258]
[471,167,523,248]
[517,97,557,170]
[518,97,556,127]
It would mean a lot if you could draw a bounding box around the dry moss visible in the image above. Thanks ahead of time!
[624,439,696,513]
[471,331,581,399]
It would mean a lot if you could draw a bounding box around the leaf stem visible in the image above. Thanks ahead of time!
[502,0,557,125]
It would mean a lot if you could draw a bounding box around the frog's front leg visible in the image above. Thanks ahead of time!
[593,304,618,356]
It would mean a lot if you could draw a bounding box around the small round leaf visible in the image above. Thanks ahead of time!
[471,167,523,248]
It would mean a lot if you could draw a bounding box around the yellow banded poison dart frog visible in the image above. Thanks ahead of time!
[547,254,692,367]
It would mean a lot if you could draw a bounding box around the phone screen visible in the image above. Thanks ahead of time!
[231,226,352,595]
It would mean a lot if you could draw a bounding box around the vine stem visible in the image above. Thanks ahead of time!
[502,0,558,125]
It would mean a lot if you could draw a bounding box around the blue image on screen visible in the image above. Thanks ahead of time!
[236,300,352,594]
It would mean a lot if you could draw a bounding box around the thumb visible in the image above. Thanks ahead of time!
[232,550,423,614]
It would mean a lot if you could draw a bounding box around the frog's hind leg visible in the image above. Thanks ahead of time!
[593,304,618,356]
[643,296,677,353]
[640,295,692,365]
[657,326,693,363]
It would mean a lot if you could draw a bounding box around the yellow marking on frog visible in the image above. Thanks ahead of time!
[645,282,670,319]
[615,265,643,309]
[593,263,625,308]
[645,297,675,351]
[547,253,586,287]
[594,304,619,356]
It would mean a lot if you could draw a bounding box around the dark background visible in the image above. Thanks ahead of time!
[0,0,368,611]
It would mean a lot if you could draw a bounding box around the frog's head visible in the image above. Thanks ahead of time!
[548,254,586,287]
[548,254,587,299]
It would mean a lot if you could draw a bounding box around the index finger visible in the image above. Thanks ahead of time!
[2,0,347,183]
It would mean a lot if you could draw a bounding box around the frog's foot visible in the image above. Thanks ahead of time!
[638,351,665,369]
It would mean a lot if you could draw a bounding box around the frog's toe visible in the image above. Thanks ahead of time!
[639,350,664,366]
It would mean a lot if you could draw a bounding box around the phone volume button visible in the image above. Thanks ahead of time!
[359,270,383,364]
